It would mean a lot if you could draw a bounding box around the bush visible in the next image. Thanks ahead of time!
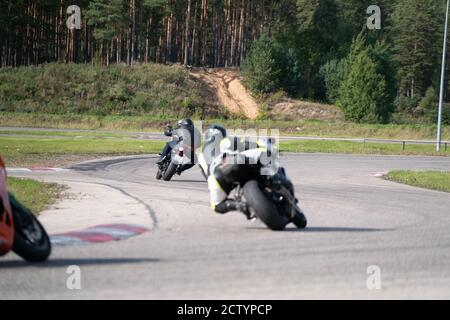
[420,87,438,112]
[242,35,300,95]
[394,95,421,112]
[319,58,347,103]
[337,36,392,123]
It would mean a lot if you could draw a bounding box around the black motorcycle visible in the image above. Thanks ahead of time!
[234,166,307,231]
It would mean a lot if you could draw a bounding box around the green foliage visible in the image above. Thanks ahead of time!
[7,177,62,215]
[86,0,126,42]
[394,95,421,112]
[386,171,450,193]
[419,87,438,112]
[392,0,443,97]
[319,58,348,103]
[241,35,283,93]
[337,36,392,123]
[241,35,300,95]
[0,63,211,118]
[369,41,397,105]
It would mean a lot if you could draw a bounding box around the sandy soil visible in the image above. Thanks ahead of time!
[191,68,260,119]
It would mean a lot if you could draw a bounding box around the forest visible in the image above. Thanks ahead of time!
[0,0,449,124]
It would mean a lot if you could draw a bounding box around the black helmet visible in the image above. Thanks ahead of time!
[204,125,227,147]
[178,118,194,128]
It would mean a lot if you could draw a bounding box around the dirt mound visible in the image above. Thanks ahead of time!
[191,68,260,119]
[268,98,344,121]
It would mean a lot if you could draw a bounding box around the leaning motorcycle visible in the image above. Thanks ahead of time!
[156,126,197,181]
[200,140,307,231]
[236,165,307,231]
[0,157,51,262]
[156,140,196,181]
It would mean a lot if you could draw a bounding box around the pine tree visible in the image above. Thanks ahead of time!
[337,36,391,123]
[391,0,443,97]
[86,0,127,65]
[241,35,283,93]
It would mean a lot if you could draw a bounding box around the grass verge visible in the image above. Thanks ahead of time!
[0,137,164,167]
[6,177,63,214]
[279,140,450,156]
[385,171,450,193]
[1,135,448,168]
[2,112,450,141]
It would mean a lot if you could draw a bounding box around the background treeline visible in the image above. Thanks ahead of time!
[241,0,450,124]
[0,0,450,124]
[0,0,275,67]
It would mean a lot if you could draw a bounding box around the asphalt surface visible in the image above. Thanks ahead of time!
[1,153,450,299]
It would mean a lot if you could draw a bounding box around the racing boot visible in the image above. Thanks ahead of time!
[156,155,168,165]
[215,199,255,220]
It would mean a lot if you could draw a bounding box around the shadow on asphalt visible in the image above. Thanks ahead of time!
[169,179,207,184]
[0,258,159,269]
[247,226,390,233]
[286,226,390,233]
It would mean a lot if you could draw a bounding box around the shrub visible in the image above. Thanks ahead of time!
[319,58,347,103]
[337,36,392,123]
[419,87,438,111]
[242,35,300,95]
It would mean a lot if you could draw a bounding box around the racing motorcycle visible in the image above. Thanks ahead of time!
[236,166,307,231]
[0,157,51,262]
[156,126,197,181]
[199,138,307,231]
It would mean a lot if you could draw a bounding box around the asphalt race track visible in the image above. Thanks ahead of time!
[1,154,450,299]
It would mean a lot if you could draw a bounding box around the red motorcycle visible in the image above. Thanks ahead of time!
[0,157,51,262]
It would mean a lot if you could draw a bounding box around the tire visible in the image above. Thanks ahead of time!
[243,180,288,231]
[291,209,307,229]
[162,161,177,181]
[156,168,163,180]
[9,193,51,262]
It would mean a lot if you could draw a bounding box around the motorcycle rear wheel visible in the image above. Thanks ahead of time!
[156,168,163,180]
[243,180,288,231]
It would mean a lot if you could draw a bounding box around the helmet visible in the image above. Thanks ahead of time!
[0,157,14,256]
[204,125,227,147]
[178,118,194,128]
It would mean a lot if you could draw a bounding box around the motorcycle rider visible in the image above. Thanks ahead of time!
[202,126,275,217]
[157,118,200,167]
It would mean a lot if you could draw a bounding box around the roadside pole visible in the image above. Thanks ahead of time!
[437,0,450,151]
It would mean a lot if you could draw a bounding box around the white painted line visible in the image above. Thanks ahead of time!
[6,168,32,173]
[370,172,388,177]
[7,168,70,173]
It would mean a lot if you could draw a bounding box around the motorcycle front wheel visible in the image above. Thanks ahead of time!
[162,161,177,181]
[243,180,288,231]
[9,195,51,262]
[291,209,307,229]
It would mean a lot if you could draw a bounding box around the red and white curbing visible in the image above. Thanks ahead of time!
[50,224,150,246]
[7,168,70,173]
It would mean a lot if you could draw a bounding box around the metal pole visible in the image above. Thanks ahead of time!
[437,0,450,151]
